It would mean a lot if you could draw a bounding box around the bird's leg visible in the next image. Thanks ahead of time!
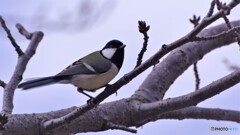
[77,88,94,99]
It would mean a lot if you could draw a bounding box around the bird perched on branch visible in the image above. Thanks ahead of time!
[18,40,126,98]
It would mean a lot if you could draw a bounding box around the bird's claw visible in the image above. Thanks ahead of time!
[87,98,95,105]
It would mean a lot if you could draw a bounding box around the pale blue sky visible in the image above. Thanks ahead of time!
[0,0,239,135]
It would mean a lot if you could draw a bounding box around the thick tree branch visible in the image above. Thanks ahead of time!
[1,25,44,114]
[43,103,96,131]
[3,96,240,134]
[157,106,240,123]
[0,16,24,56]
[138,69,240,123]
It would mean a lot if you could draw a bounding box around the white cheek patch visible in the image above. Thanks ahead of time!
[102,48,117,59]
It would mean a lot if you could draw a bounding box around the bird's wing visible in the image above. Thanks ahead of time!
[55,51,112,77]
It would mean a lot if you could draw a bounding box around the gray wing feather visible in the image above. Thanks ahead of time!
[55,51,112,77]
[56,62,96,76]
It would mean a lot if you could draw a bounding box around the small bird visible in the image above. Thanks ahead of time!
[18,40,125,98]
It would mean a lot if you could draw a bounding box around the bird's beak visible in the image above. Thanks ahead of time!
[119,44,126,49]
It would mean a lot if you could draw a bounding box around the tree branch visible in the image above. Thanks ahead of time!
[43,102,96,131]
[189,15,201,91]
[138,69,240,122]
[0,16,24,56]
[206,0,216,17]
[191,26,240,41]
[135,21,150,68]
[93,0,240,105]
[2,67,240,133]
[193,63,200,90]
[215,0,240,45]
[1,1,239,134]
[133,21,240,103]
[0,80,7,88]
[16,23,33,40]
[157,106,240,123]
[1,25,44,114]
[41,1,240,131]
[3,95,240,134]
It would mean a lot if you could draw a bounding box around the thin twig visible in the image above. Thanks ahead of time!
[206,0,216,17]
[0,16,24,56]
[1,25,44,114]
[16,23,33,40]
[189,15,201,27]
[135,21,150,68]
[215,0,232,28]
[193,63,200,90]
[189,15,201,91]
[215,0,240,46]
[42,0,240,132]
[0,80,7,88]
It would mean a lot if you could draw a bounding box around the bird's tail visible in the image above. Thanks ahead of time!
[18,76,57,90]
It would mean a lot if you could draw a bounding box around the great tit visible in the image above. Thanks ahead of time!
[18,40,125,98]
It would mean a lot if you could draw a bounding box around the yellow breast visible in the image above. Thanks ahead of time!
[70,63,118,91]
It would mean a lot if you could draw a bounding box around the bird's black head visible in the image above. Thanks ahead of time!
[101,40,125,69]
[102,40,125,50]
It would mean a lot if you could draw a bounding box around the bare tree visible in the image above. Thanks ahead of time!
[0,0,240,134]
